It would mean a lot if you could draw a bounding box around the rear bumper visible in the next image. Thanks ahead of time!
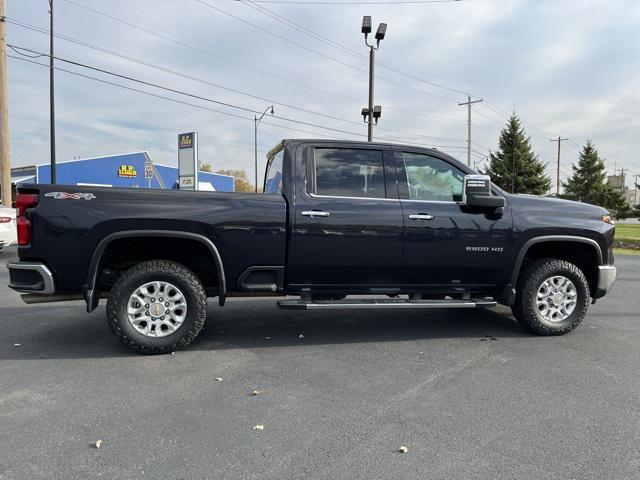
[7,261,56,294]
[594,265,616,299]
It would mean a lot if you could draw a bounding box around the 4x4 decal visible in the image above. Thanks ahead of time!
[45,192,96,200]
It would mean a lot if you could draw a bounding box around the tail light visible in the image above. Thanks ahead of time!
[0,217,11,224]
[16,193,39,246]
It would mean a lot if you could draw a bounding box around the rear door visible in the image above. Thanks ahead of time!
[394,147,513,289]
[287,143,404,290]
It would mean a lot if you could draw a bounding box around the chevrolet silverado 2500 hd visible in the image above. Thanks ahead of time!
[7,140,617,353]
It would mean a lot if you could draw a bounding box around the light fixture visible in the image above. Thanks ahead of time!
[372,105,382,124]
[361,16,372,35]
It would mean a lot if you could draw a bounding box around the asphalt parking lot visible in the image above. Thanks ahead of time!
[0,247,638,480]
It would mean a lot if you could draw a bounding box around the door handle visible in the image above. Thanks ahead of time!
[408,214,434,221]
[301,210,330,218]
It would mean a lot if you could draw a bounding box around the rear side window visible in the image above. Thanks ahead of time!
[313,148,385,198]
[264,150,284,195]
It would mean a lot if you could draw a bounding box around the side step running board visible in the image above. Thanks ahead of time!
[277,298,497,310]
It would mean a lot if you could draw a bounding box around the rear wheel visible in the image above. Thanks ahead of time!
[106,260,207,354]
[512,258,590,335]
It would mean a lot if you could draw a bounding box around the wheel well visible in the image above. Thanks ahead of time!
[96,237,220,295]
[521,241,599,295]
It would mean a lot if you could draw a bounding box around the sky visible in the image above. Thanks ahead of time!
[5,0,640,190]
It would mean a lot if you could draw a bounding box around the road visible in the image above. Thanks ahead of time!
[1,247,639,480]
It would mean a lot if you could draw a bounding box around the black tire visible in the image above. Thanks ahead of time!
[106,260,207,354]
[512,258,590,336]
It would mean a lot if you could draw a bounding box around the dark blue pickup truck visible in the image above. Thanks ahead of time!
[8,139,617,353]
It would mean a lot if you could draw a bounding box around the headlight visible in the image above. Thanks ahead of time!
[602,214,615,225]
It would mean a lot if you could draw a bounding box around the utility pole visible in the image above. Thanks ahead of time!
[49,0,56,184]
[550,136,569,196]
[254,105,273,193]
[635,173,638,205]
[0,0,11,206]
[619,167,626,195]
[360,16,386,141]
[458,95,482,167]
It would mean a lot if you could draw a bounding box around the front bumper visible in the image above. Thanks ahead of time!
[594,265,616,299]
[7,261,56,294]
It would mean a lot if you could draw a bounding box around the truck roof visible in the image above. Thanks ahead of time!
[281,139,443,151]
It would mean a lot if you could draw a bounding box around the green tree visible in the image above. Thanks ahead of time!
[484,114,551,195]
[562,141,632,219]
[215,169,255,192]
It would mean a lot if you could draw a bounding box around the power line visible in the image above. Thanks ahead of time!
[7,24,464,141]
[61,0,566,140]
[481,100,562,139]
[8,52,466,150]
[474,108,505,126]
[44,7,461,123]
[197,0,459,103]
[7,41,465,144]
[239,0,468,96]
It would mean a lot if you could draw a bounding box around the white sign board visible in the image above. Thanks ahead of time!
[178,132,198,190]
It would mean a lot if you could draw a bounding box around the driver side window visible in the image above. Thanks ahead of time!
[401,152,464,202]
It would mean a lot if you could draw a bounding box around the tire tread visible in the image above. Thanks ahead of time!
[106,260,207,354]
[512,258,590,336]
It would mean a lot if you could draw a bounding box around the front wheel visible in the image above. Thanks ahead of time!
[512,258,590,335]
[106,260,207,354]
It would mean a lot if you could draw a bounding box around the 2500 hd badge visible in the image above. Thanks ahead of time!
[466,246,505,252]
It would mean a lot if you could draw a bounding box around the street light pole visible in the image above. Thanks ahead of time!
[254,105,273,193]
[367,45,374,142]
[361,17,386,142]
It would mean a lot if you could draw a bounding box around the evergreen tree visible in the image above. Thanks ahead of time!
[484,114,551,195]
[562,141,632,218]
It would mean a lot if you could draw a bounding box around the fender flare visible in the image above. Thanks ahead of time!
[502,235,603,306]
[84,230,226,312]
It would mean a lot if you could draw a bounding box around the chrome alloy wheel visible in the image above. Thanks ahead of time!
[535,275,577,323]
[127,281,187,337]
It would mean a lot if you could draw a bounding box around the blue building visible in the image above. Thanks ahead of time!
[11,152,235,192]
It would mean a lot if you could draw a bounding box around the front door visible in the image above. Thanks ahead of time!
[288,144,404,291]
[394,148,513,289]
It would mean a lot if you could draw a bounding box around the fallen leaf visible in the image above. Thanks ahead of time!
[263,336,271,340]
[253,424,265,431]
[299,334,304,339]
[398,445,408,454]
[251,390,262,396]
[170,352,175,355]
[215,377,223,382]
[94,440,103,449]
[13,343,22,347]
